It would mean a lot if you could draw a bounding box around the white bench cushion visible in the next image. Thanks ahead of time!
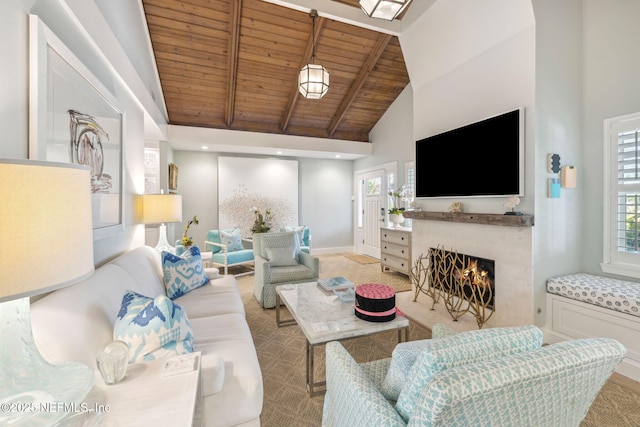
[547,273,640,318]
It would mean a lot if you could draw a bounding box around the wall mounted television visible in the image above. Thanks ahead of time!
[415,108,524,198]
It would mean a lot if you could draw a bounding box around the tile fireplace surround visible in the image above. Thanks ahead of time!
[402,211,534,330]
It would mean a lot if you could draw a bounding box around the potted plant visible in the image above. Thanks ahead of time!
[181,215,199,248]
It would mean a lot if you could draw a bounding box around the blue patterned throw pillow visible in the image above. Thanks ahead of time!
[380,324,459,401]
[114,290,194,363]
[219,228,244,252]
[162,245,210,299]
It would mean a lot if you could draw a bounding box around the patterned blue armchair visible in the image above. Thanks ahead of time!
[323,325,625,427]
[253,231,319,308]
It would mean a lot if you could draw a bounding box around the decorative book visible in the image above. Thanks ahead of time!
[318,276,354,292]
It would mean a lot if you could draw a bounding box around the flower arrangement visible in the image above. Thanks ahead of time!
[250,207,273,234]
[181,215,199,247]
[388,186,408,215]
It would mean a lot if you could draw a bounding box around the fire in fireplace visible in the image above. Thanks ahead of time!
[426,246,495,328]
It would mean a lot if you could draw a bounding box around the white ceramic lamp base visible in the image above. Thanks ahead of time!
[0,298,94,426]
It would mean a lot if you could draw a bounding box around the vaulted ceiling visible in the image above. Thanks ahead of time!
[141,0,412,143]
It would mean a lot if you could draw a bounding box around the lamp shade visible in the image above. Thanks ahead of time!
[0,159,94,302]
[359,0,411,21]
[299,63,330,99]
[142,194,183,224]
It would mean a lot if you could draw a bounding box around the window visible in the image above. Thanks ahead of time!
[404,161,415,227]
[366,176,381,196]
[144,147,160,194]
[603,112,640,278]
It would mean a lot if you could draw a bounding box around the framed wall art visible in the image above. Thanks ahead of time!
[168,162,179,192]
[29,15,124,241]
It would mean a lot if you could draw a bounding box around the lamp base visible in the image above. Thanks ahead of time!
[0,298,94,426]
[154,223,175,253]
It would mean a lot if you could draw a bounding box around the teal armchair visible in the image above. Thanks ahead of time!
[323,325,625,427]
[204,229,254,275]
[253,231,319,308]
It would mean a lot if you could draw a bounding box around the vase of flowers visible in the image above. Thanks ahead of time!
[388,186,407,227]
[251,208,273,234]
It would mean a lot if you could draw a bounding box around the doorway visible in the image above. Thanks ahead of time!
[354,162,397,258]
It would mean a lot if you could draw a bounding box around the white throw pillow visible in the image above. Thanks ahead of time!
[266,246,299,267]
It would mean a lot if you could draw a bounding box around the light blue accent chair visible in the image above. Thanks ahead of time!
[280,226,311,254]
[204,229,254,276]
[322,325,625,427]
[253,231,319,308]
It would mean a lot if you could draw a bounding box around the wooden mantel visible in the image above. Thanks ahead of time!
[403,211,534,227]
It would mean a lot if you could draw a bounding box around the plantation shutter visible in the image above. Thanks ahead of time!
[617,130,640,253]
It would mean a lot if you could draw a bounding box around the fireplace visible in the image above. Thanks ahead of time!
[405,211,534,330]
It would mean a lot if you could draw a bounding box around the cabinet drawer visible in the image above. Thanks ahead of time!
[381,254,410,274]
[381,230,410,246]
[381,242,409,259]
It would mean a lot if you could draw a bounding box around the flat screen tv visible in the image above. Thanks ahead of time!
[415,108,524,198]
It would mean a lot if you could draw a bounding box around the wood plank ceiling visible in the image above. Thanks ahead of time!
[142,0,411,142]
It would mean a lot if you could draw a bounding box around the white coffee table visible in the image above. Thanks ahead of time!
[276,283,409,396]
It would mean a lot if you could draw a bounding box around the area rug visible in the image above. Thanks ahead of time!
[317,253,411,293]
[342,253,380,264]
[234,253,640,427]
[225,264,254,276]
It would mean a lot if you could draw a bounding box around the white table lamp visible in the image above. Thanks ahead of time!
[142,193,183,253]
[0,159,95,426]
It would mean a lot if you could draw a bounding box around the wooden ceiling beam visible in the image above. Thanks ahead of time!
[281,15,326,132]
[225,0,242,127]
[328,32,392,137]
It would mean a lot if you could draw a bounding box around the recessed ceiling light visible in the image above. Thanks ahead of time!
[335,154,341,158]
[201,146,208,150]
[276,151,283,155]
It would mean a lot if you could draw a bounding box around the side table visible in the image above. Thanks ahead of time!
[83,352,201,426]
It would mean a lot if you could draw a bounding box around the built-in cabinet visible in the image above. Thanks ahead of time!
[380,226,412,276]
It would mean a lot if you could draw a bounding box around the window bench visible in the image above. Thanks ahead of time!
[545,273,640,382]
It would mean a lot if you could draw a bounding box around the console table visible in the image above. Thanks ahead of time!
[380,226,412,276]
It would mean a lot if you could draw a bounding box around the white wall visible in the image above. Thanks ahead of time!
[0,0,148,265]
[581,0,640,275]
[354,85,414,187]
[531,0,583,323]
[402,0,536,216]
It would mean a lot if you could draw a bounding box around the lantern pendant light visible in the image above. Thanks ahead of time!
[298,10,329,99]
[359,0,412,21]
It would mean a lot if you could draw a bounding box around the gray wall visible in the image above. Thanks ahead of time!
[172,151,354,252]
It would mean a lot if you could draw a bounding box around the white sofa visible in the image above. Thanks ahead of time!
[30,245,263,427]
